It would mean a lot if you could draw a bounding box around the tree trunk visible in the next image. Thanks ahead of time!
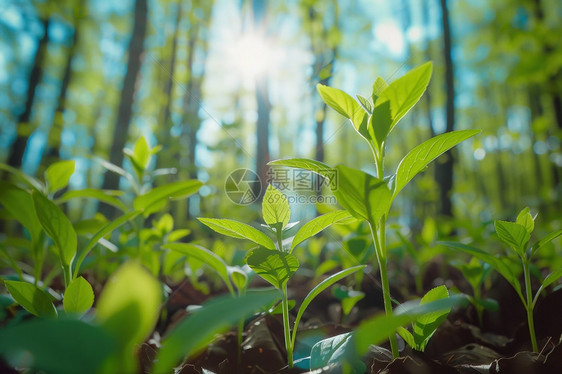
[7,18,50,169]
[101,0,147,213]
[421,0,435,138]
[46,24,80,163]
[435,0,455,217]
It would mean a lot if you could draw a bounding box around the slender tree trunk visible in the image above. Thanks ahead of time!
[101,0,147,192]
[435,0,455,217]
[158,2,183,158]
[7,18,50,169]
[252,0,270,199]
[421,0,435,138]
[46,24,80,163]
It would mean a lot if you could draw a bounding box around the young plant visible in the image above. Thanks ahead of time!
[269,61,480,357]
[198,184,364,368]
[396,285,451,352]
[442,207,562,352]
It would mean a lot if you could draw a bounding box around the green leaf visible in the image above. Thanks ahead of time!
[0,163,44,192]
[96,261,162,374]
[440,241,524,302]
[372,77,388,102]
[74,210,141,278]
[56,188,127,212]
[133,180,202,217]
[332,165,392,223]
[44,160,75,194]
[262,185,290,229]
[291,266,365,348]
[32,191,77,267]
[153,290,280,374]
[125,136,151,179]
[369,99,392,148]
[531,229,562,257]
[410,285,451,351]
[0,319,115,374]
[317,84,361,121]
[354,294,468,355]
[198,218,275,249]
[0,182,42,243]
[229,267,248,292]
[245,248,299,290]
[268,158,335,180]
[356,94,372,113]
[164,243,234,295]
[394,130,480,197]
[397,326,416,349]
[374,61,432,134]
[494,220,530,257]
[317,84,372,144]
[541,268,562,290]
[4,280,57,318]
[310,332,365,372]
[516,207,535,235]
[63,276,94,315]
[291,210,351,251]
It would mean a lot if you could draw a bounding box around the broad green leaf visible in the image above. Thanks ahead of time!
[397,327,416,349]
[44,160,75,194]
[32,191,77,267]
[164,243,234,294]
[317,84,372,144]
[394,130,480,197]
[455,257,485,292]
[541,268,562,290]
[96,261,161,374]
[516,207,535,235]
[245,248,299,290]
[56,188,127,212]
[0,182,42,243]
[291,266,365,348]
[268,158,335,180]
[317,84,361,120]
[133,180,202,217]
[74,210,141,278]
[0,318,115,374]
[4,280,56,318]
[63,276,94,314]
[531,229,562,257]
[291,210,351,250]
[310,332,365,372]
[371,77,388,102]
[356,94,372,113]
[153,289,280,374]
[262,185,290,229]
[198,218,275,249]
[440,241,524,302]
[332,165,392,224]
[494,220,530,257]
[373,61,432,134]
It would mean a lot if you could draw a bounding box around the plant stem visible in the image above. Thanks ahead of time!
[522,260,538,352]
[369,220,399,358]
[63,264,72,288]
[282,284,294,368]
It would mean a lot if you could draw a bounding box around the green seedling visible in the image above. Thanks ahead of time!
[1,138,201,318]
[396,285,451,352]
[199,184,365,368]
[442,207,562,352]
[270,61,480,357]
[451,257,497,326]
[309,291,467,372]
